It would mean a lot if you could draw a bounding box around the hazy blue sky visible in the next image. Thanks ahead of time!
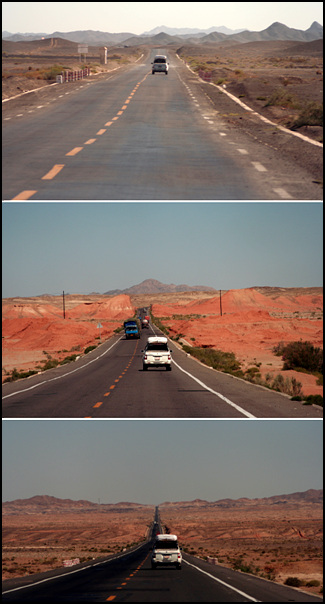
[2,2,323,35]
[2,202,323,298]
[2,419,323,504]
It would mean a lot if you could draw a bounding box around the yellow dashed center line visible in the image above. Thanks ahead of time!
[105,553,148,600]
[12,76,148,200]
[42,164,65,180]
[66,147,83,156]
[12,190,37,200]
[91,340,139,412]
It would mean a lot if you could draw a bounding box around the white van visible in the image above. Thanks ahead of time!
[151,534,182,569]
[142,336,172,371]
[151,55,169,74]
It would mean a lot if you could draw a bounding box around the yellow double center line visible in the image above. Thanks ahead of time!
[12,74,149,200]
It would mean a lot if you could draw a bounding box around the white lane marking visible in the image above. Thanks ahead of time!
[2,337,123,400]
[273,187,292,199]
[237,148,249,155]
[252,161,267,172]
[183,559,260,602]
[179,55,323,148]
[172,359,256,418]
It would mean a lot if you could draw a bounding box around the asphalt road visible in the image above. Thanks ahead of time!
[2,322,322,419]
[2,49,320,200]
[2,529,322,602]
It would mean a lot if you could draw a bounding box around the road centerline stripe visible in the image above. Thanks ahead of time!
[66,147,83,156]
[12,190,37,200]
[42,164,65,180]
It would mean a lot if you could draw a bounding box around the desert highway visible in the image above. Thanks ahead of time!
[2,320,322,419]
[2,49,321,200]
[2,510,322,603]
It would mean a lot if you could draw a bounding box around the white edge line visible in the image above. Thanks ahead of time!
[177,55,323,148]
[172,359,255,418]
[183,559,260,602]
[2,337,123,400]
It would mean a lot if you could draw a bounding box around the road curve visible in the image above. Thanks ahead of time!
[2,49,321,200]
[2,323,322,419]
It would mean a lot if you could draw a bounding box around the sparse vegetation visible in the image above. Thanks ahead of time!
[284,576,302,587]
[181,345,243,376]
[84,345,97,354]
[273,340,323,374]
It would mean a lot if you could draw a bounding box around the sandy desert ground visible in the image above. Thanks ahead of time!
[2,37,144,100]
[3,288,322,399]
[2,499,154,581]
[177,39,323,142]
[2,492,323,596]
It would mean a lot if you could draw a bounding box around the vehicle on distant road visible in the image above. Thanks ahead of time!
[151,55,169,75]
[124,319,140,339]
[142,336,172,370]
[151,534,182,569]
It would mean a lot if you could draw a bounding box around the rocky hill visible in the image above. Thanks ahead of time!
[104,278,216,296]
[3,489,322,515]
[3,21,322,46]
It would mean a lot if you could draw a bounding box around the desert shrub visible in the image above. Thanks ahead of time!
[304,394,323,407]
[84,345,97,354]
[292,101,323,128]
[42,358,59,370]
[270,374,304,397]
[281,341,323,374]
[59,354,77,365]
[182,345,242,375]
[244,366,262,381]
[285,577,302,587]
[265,88,300,109]
[273,341,286,356]
[3,368,38,382]
[306,580,321,587]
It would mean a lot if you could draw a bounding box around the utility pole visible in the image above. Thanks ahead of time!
[220,289,223,316]
[63,291,66,319]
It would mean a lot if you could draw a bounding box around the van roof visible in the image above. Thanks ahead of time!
[155,534,178,541]
[147,336,168,344]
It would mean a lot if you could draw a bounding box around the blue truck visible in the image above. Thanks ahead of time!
[124,319,140,339]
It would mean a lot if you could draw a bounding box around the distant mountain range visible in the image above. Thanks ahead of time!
[3,489,322,514]
[2,21,322,46]
[104,278,216,296]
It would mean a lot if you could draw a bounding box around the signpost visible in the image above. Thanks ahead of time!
[78,44,88,62]
[97,322,102,343]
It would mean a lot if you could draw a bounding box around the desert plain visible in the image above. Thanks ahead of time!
[2,491,323,596]
[2,287,323,399]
